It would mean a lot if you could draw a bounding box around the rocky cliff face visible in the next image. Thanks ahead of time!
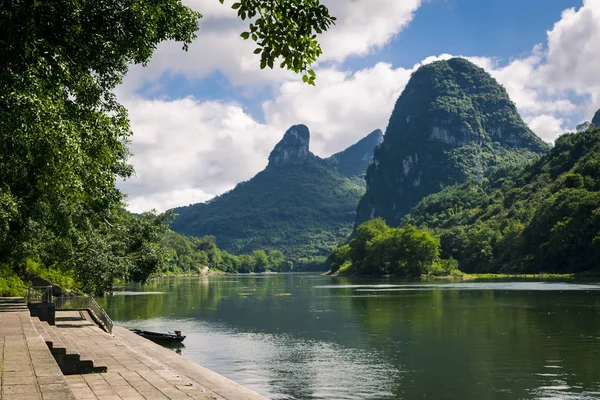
[355,58,550,227]
[592,109,600,127]
[268,124,311,166]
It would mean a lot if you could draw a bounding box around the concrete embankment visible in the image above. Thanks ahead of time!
[0,305,76,400]
[0,303,267,400]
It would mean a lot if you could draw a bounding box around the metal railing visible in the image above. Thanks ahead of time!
[54,296,114,334]
[26,286,53,303]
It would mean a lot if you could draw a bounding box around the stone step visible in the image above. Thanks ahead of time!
[33,317,107,374]
[0,296,25,303]
[0,305,29,311]
[0,297,27,313]
[0,312,78,400]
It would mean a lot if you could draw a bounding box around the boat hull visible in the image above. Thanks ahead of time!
[130,329,186,343]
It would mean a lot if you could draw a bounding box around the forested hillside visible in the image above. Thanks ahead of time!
[171,125,379,267]
[329,59,599,277]
[326,129,383,185]
[330,124,600,276]
[160,230,292,274]
[403,125,600,274]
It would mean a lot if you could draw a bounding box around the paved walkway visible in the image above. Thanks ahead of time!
[55,311,266,400]
[0,310,76,400]
[1,305,267,400]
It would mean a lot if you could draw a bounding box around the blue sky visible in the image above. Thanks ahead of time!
[118,0,600,212]
[371,0,577,61]
[136,0,582,125]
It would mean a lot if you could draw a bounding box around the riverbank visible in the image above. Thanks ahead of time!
[329,271,577,280]
[149,270,285,281]
[149,268,224,281]
[0,307,267,399]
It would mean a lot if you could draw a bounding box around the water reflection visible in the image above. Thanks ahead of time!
[97,275,600,400]
[159,341,185,355]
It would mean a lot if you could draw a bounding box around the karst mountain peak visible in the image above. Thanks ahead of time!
[356,57,550,227]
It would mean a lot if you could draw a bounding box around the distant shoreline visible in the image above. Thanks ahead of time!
[149,270,283,281]
[327,272,579,280]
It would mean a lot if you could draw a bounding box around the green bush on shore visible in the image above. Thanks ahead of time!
[329,219,460,277]
[0,265,27,296]
[25,258,78,292]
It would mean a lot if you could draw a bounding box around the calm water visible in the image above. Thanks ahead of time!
[97,275,600,400]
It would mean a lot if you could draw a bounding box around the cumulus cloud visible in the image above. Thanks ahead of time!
[125,188,214,214]
[121,0,423,92]
[539,0,600,94]
[119,96,282,212]
[481,0,600,126]
[525,114,567,143]
[263,63,413,156]
[317,0,421,62]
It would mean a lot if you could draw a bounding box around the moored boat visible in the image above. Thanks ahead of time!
[130,329,186,343]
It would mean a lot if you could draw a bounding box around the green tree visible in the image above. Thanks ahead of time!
[330,220,445,277]
[328,244,351,273]
[73,211,170,295]
[364,226,440,276]
[252,250,269,272]
[238,254,256,273]
[1,0,334,292]
[349,218,389,272]
[268,250,285,271]
[229,0,336,85]
[220,251,241,273]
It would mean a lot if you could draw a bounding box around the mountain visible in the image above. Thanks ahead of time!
[326,129,383,183]
[405,125,600,274]
[356,58,550,227]
[592,109,600,126]
[170,125,381,265]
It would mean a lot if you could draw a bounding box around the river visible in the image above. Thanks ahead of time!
[96,274,600,400]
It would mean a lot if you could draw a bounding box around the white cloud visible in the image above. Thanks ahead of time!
[119,96,282,212]
[124,188,214,213]
[318,0,421,62]
[539,0,600,94]
[525,114,567,142]
[263,62,413,156]
[480,0,600,126]
[121,0,423,93]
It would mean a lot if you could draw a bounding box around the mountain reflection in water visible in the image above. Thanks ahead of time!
[97,274,600,400]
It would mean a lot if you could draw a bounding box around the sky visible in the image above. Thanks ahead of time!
[116,0,600,213]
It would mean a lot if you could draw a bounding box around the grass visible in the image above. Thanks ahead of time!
[0,266,27,296]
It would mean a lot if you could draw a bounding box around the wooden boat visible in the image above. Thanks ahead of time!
[130,329,186,343]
